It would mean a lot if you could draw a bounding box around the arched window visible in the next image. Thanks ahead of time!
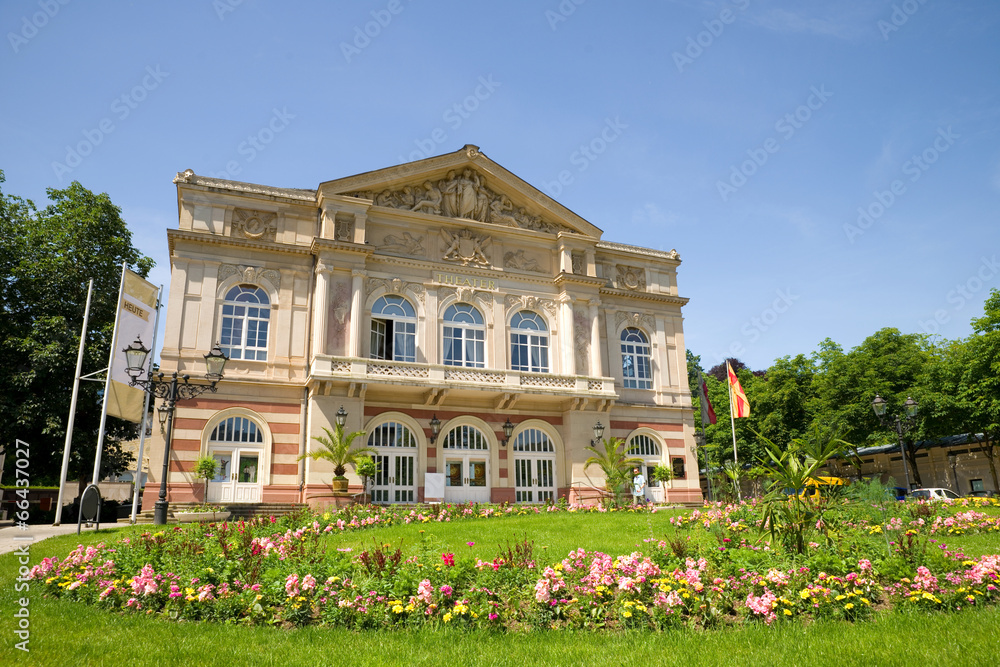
[443,303,485,368]
[627,434,660,457]
[621,328,652,389]
[510,311,549,373]
[512,428,554,452]
[370,295,417,362]
[367,421,417,448]
[441,424,489,450]
[208,415,264,486]
[220,285,270,361]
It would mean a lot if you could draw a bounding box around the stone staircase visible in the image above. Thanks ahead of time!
[124,502,309,525]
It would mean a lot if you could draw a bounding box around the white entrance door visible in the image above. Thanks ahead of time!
[514,456,555,503]
[208,448,262,503]
[371,452,417,504]
[444,456,490,503]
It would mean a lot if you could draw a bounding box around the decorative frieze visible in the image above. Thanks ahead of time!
[442,228,491,267]
[366,277,426,305]
[379,232,424,255]
[504,294,557,316]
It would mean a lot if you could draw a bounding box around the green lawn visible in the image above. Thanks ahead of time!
[2,506,998,666]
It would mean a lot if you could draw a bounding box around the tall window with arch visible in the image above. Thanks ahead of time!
[510,311,549,373]
[220,285,270,361]
[620,327,652,389]
[512,427,556,503]
[370,295,417,362]
[442,303,485,368]
[366,420,417,503]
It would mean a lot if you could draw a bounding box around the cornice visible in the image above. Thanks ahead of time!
[167,229,312,257]
[174,170,316,203]
[553,272,607,289]
[599,286,690,306]
[596,241,681,264]
[311,238,375,258]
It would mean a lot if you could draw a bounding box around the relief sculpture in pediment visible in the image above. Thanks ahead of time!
[348,170,572,234]
[442,228,491,267]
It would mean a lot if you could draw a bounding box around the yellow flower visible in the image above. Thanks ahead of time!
[799,590,810,600]
[392,604,404,614]
[844,603,854,610]
[784,609,792,616]
[835,595,845,601]
[622,611,632,618]
[443,613,453,622]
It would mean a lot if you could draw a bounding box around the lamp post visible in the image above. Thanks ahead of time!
[123,337,228,525]
[871,394,919,491]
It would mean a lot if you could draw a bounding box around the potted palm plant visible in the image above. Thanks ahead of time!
[299,419,371,495]
[583,437,642,507]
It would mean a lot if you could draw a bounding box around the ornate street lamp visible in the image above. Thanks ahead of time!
[501,418,515,446]
[871,394,920,490]
[335,405,348,428]
[429,414,441,444]
[124,336,228,525]
[592,421,605,447]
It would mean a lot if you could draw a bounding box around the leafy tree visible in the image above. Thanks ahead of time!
[0,171,154,485]
[809,328,931,485]
[958,289,1000,490]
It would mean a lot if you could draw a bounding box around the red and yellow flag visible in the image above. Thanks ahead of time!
[726,361,750,418]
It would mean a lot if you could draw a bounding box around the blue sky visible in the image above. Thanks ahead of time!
[2,0,998,371]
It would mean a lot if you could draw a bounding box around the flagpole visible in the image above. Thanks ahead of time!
[53,279,94,525]
[727,366,742,502]
[129,284,163,524]
[92,262,127,486]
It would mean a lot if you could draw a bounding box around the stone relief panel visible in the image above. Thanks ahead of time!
[231,208,277,242]
[574,308,592,374]
[218,264,281,291]
[441,228,491,267]
[616,265,646,291]
[334,213,354,242]
[571,252,584,274]
[379,232,424,256]
[347,169,573,234]
[327,280,352,356]
[503,249,543,273]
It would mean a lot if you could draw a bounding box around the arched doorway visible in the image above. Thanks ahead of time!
[207,415,265,503]
[366,420,418,504]
[627,433,664,503]
[440,424,490,503]
[512,427,556,503]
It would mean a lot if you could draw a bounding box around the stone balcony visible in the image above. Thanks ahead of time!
[309,355,617,406]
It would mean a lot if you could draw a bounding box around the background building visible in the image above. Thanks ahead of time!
[142,145,700,510]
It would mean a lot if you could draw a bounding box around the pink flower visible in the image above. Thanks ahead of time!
[439,584,453,596]
[442,553,455,567]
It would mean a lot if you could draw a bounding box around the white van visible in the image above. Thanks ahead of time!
[910,487,961,501]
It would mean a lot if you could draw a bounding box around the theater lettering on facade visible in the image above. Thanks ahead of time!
[146,144,699,509]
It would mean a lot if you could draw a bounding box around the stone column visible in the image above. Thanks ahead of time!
[588,299,602,377]
[557,293,574,375]
[348,269,366,357]
[312,260,331,356]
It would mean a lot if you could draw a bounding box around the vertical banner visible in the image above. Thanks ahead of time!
[106,269,159,422]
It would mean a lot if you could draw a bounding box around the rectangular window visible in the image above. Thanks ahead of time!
[645,465,659,488]
[371,319,388,360]
[671,457,686,480]
[971,478,984,492]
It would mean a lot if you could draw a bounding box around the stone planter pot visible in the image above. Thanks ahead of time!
[175,511,231,523]
[331,477,349,493]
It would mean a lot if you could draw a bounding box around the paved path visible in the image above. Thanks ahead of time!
[0,522,129,556]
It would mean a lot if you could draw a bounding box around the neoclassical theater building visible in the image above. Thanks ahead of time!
[141,145,700,510]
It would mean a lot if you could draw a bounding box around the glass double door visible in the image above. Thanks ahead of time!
[514,457,555,503]
[370,452,416,504]
[444,455,490,503]
[208,448,262,503]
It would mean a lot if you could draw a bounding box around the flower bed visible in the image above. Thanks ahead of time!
[26,498,1000,631]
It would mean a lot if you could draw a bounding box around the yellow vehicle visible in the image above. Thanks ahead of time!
[784,476,847,499]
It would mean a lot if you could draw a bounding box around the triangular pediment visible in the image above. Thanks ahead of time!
[318,145,602,238]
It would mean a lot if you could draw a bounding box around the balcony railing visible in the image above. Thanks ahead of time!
[311,355,616,395]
